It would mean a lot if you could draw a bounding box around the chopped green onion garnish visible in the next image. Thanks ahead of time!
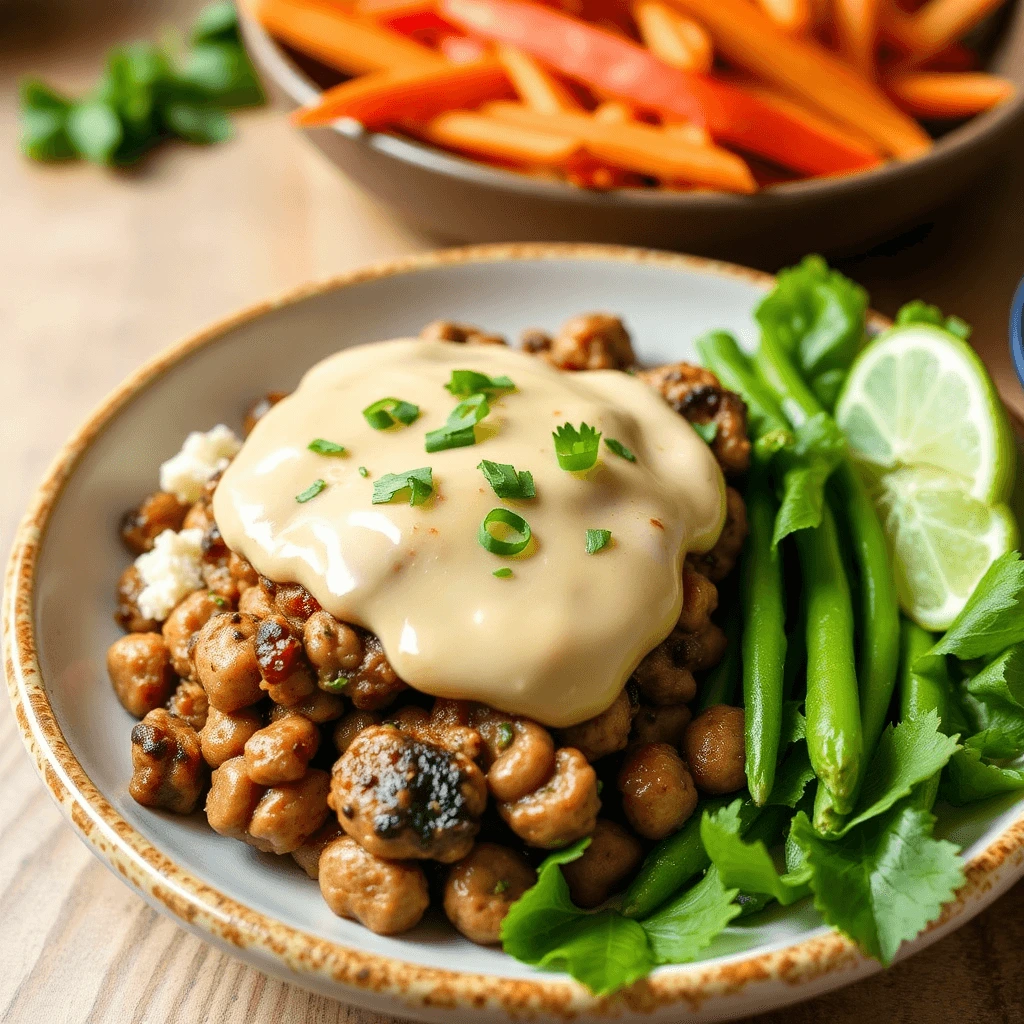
[477,460,535,500]
[497,722,515,749]
[209,592,227,608]
[308,438,347,456]
[478,507,532,556]
[493,879,510,895]
[372,467,433,506]
[596,779,604,795]
[362,397,420,430]
[425,393,490,453]
[322,675,349,693]
[604,437,636,462]
[296,479,327,503]
[692,421,719,444]
[445,369,516,398]
[493,567,513,579]
[586,529,612,554]
[358,466,369,477]
[553,421,602,471]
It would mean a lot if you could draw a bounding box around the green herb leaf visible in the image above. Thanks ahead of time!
[479,508,532,556]
[497,722,514,748]
[362,397,420,430]
[66,100,123,164]
[895,299,972,341]
[959,645,1024,759]
[296,479,327,503]
[19,79,76,161]
[358,466,369,477]
[308,438,347,456]
[191,0,241,42]
[779,700,807,747]
[692,421,719,445]
[371,467,433,506]
[426,393,490,452]
[790,802,963,964]
[553,422,602,472]
[940,746,1024,805]
[755,255,868,411]
[927,552,1024,662]
[321,675,349,694]
[493,567,513,579]
[701,801,811,906]
[445,369,516,397]
[641,866,741,964]
[604,438,636,462]
[766,742,817,808]
[163,101,233,145]
[585,529,612,554]
[477,460,535,499]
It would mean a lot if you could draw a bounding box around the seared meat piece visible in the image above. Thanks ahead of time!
[115,565,160,634]
[166,679,209,731]
[630,703,692,748]
[443,843,536,944]
[129,708,207,814]
[633,642,697,706]
[557,687,636,763]
[193,611,263,712]
[120,491,189,555]
[419,320,507,346]
[547,313,635,371]
[561,819,643,909]
[243,715,321,785]
[689,487,748,583]
[199,705,265,768]
[106,632,176,718]
[254,614,317,706]
[162,589,225,678]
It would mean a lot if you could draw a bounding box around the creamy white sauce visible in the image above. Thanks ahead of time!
[214,339,725,727]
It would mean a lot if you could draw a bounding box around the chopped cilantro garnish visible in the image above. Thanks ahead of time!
[358,466,369,477]
[478,460,535,499]
[321,675,349,693]
[307,438,347,456]
[425,393,490,452]
[493,567,513,579]
[445,369,516,397]
[371,467,433,506]
[553,421,601,471]
[296,479,326,503]
[604,438,636,462]
[692,421,719,444]
[586,529,612,554]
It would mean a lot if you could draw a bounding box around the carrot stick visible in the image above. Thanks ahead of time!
[922,42,978,70]
[593,100,636,122]
[496,44,581,112]
[633,1,714,74]
[752,0,812,34]
[902,0,1009,65]
[482,100,758,191]
[885,70,1014,116]
[878,0,920,49]
[663,0,931,155]
[255,0,444,74]
[354,0,435,15]
[417,109,581,162]
[834,0,879,76]
[440,34,490,61]
[293,59,513,126]
[663,120,713,144]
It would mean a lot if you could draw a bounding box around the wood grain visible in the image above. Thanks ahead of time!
[3,1,1024,1021]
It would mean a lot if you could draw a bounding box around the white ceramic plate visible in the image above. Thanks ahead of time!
[6,244,1024,1023]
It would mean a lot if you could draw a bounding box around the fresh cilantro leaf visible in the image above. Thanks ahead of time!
[692,421,719,444]
[767,742,817,808]
[701,801,810,905]
[585,529,612,554]
[927,552,1024,662]
[295,479,326,503]
[371,467,433,506]
[66,100,123,164]
[444,369,515,397]
[755,255,868,410]
[790,803,964,964]
[192,0,241,42]
[426,393,489,452]
[477,460,535,499]
[960,645,1024,759]
[642,867,741,964]
[19,80,76,161]
[895,300,972,341]
[605,437,636,462]
[940,746,1024,805]
[163,101,233,144]
[308,438,347,456]
[779,700,807,747]
[836,710,959,834]
[553,422,602,471]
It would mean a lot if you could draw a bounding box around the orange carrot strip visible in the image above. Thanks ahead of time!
[293,59,513,126]
[834,0,879,76]
[903,0,1009,64]
[440,33,489,61]
[354,0,435,15]
[885,70,1014,116]
[922,42,978,70]
[633,1,714,74]
[663,120,713,144]
[593,100,636,122]
[496,44,581,112]
[752,0,812,34]
[255,0,444,74]
[878,0,920,49]
[665,0,931,156]
[418,109,581,162]
[482,101,758,191]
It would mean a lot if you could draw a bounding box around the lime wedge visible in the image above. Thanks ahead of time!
[835,324,1015,503]
[837,324,1019,630]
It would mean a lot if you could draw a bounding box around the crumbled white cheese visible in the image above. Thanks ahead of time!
[159,424,242,503]
[134,528,205,621]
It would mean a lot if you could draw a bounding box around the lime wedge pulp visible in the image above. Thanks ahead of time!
[836,324,1018,630]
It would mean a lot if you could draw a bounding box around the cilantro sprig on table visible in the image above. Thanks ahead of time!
[19,2,263,167]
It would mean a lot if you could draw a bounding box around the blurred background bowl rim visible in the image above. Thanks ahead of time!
[1011,274,1024,388]
[240,6,1024,211]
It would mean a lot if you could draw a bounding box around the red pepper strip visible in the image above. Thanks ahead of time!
[292,58,513,128]
[439,0,882,175]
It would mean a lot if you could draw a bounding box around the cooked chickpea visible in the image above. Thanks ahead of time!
[548,314,634,371]
[268,690,345,724]
[120,491,189,555]
[162,590,225,678]
[243,715,321,785]
[269,581,321,623]
[561,819,643,909]
[254,614,317,706]
[558,688,635,762]
[206,756,265,840]
[238,584,275,619]
[319,836,430,935]
[199,705,264,768]
[303,610,364,685]
[292,820,344,879]
[332,710,381,754]
[474,712,556,802]
[498,747,600,848]
[129,708,207,814]
[419,320,507,346]
[247,769,331,855]
[393,700,482,760]
[182,500,214,533]
[630,704,692,748]
[689,487,748,582]
[673,623,728,673]
[228,552,259,592]
[166,679,209,731]
[683,705,746,795]
[443,843,536,945]
[106,632,176,718]
[633,644,697,706]
[114,565,160,633]
[193,612,263,712]
[618,742,697,840]
[678,565,718,633]
[346,632,407,711]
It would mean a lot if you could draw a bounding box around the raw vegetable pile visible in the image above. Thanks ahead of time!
[259,0,1015,192]
[499,257,1024,994]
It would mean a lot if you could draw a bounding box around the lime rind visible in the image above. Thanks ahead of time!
[836,324,1016,504]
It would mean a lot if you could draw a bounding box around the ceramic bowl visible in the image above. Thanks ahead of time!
[238,11,1024,262]
[6,244,1024,1023]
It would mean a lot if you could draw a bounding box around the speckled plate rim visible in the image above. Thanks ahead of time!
[6,243,1024,1022]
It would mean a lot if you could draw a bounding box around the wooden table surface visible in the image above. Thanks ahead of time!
[4,2,1024,1021]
